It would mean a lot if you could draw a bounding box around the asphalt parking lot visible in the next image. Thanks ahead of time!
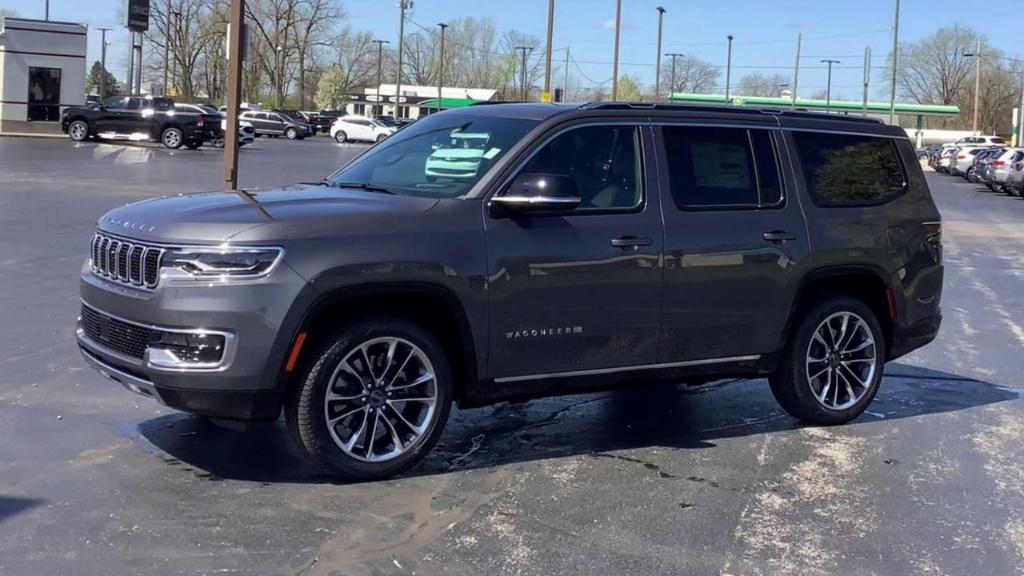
[2,136,1024,576]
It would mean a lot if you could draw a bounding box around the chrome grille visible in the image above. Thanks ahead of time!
[90,232,163,289]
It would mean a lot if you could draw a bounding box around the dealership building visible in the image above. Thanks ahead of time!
[344,84,497,119]
[0,16,87,134]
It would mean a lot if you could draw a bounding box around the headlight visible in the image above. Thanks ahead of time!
[161,246,283,281]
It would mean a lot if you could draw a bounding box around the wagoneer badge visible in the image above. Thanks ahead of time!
[506,326,584,340]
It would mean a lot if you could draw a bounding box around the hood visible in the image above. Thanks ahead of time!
[97,184,440,245]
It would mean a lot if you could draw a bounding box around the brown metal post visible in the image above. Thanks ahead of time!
[163,0,171,93]
[223,0,245,190]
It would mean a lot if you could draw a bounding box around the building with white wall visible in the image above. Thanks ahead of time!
[344,84,497,119]
[0,17,87,133]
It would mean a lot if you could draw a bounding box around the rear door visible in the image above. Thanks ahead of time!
[485,122,664,380]
[115,97,146,135]
[655,122,810,363]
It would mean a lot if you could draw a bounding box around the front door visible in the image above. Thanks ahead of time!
[93,96,126,133]
[655,123,810,363]
[485,123,664,381]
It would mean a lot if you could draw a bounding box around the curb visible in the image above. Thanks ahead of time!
[0,132,66,139]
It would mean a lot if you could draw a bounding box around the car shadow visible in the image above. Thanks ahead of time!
[136,363,1018,484]
[0,496,45,524]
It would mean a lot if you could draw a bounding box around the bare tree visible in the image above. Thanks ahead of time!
[498,30,542,100]
[658,55,719,94]
[736,72,790,97]
[402,31,436,86]
[292,0,344,109]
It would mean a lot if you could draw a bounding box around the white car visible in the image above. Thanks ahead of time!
[951,146,989,177]
[954,135,1006,146]
[424,131,492,181]
[330,115,395,143]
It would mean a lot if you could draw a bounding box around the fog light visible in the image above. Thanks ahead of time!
[146,332,227,368]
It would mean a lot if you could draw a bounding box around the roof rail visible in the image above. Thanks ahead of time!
[578,101,884,124]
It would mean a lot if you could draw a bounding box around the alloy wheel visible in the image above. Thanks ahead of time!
[163,130,181,148]
[323,337,438,463]
[805,312,877,411]
[70,122,87,141]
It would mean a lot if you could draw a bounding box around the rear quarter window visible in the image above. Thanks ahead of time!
[793,132,907,207]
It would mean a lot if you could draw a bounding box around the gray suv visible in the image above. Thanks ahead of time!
[77,103,944,481]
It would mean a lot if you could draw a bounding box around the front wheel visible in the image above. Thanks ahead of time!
[285,127,298,140]
[769,296,885,425]
[286,317,452,482]
[161,127,184,149]
[334,131,347,144]
[376,133,387,142]
[68,120,90,142]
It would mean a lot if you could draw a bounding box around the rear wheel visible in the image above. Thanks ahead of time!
[68,120,89,142]
[966,167,976,182]
[376,133,387,142]
[769,296,885,425]
[286,317,452,482]
[161,127,184,149]
[334,131,348,144]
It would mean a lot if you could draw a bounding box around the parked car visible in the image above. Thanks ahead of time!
[952,146,988,178]
[1004,159,1024,197]
[969,147,1004,183]
[77,102,943,482]
[330,115,396,143]
[916,144,941,161]
[937,147,956,173]
[239,110,309,140]
[175,103,254,147]
[62,95,221,149]
[955,135,1006,146]
[983,147,1024,192]
[302,110,345,134]
[271,109,315,137]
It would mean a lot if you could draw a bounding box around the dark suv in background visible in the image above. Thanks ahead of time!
[77,103,943,481]
[61,96,221,149]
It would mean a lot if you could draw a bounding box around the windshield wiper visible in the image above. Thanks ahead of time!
[327,181,396,195]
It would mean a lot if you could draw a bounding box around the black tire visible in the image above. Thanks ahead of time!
[334,131,347,144]
[161,127,184,149]
[376,133,387,142]
[286,317,453,482]
[68,120,90,142]
[966,167,976,182]
[768,296,886,426]
[184,140,202,150]
[285,127,298,140]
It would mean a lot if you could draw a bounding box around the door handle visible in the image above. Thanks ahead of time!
[611,236,653,248]
[762,231,797,243]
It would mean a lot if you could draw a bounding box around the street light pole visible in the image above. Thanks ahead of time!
[655,6,666,100]
[45,0,49,20]
[889,0,900,125]
[725,35,734,101]
[821,59,840,113]
[395,0,412,120]
[862,46,871,116]
[544,0,555,97]
[611,0,622,100]
[437,23,448,111]
[973,38,982,133]
[792,33,802,107]
[371,39,389,116]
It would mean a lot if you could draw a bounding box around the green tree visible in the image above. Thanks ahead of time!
[85,61,120,98]
[616,74,643,101]
[314,66,349,110]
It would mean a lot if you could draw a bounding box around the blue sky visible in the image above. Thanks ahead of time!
[3,0,1018,100]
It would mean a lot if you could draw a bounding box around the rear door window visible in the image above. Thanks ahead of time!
[661,126,783,209]
[792,132,907,207]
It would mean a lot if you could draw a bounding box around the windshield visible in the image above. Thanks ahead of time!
[327,112,539,198]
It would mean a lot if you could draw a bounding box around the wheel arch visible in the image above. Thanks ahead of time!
[781,265,896,359]
[285,282,479,405]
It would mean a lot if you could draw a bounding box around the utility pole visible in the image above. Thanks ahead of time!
[725,35,734,101]
[223,0,245,191]
[544,0,555,97]
[611,0,622,100]
[666,52,683,98]
[563,46,571,101]
[127,32,135,96]
[889,0,900,125]
[792,33,801,107]
[372,39,389,116]
[437,23,448,111]
[163,0,172,94]
[45,0,49,20]
[394,0,412,120]
[973,38,982,133]
[515,46,532,101]
[821,59,840,113]
[863,46,871,116]
[98,28,111,98]
[170,11,179,96]
[654,6,666,100]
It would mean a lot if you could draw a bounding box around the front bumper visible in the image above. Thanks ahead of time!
[78,260,310,420]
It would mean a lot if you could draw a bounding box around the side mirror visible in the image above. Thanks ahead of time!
[491,173,581,213]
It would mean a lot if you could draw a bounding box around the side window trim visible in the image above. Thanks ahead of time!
[491,120,648,216]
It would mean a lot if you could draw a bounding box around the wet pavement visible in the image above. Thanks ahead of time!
[1,137,1023,575]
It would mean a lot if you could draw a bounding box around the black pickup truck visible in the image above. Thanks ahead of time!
[61,96,222,149]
